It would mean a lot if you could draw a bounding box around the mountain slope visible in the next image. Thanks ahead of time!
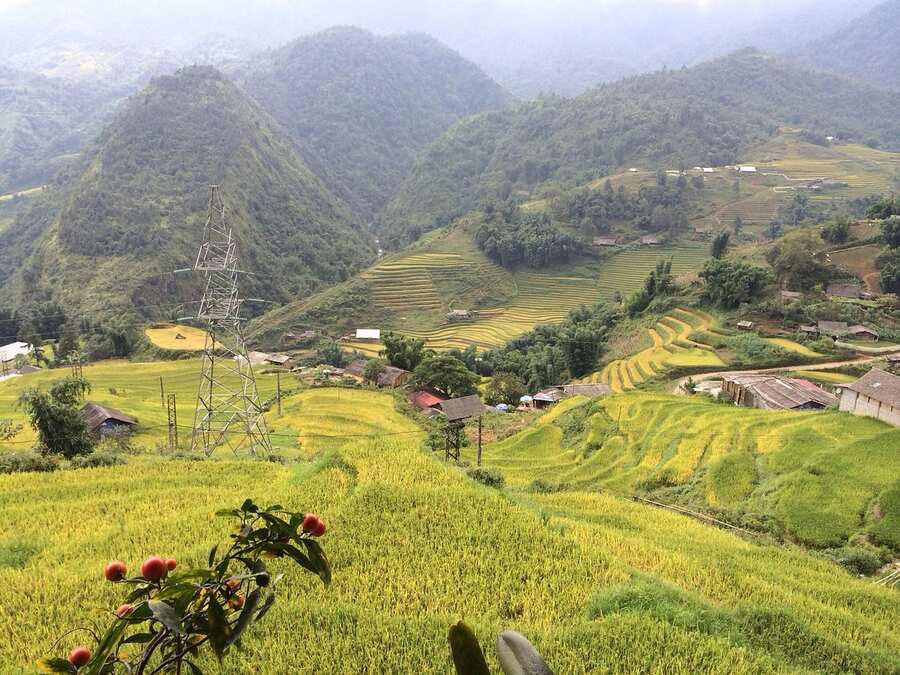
[0,66,374,321]
[239,26,511,217]
[381,49,900,243]
[793,0,900,91]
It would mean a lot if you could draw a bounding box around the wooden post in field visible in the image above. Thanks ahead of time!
[276,371,282,418]
[160,376,165,409]
[476,415,483,466]
[167,393,178,451]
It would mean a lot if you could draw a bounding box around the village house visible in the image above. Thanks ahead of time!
[0,341,32,363]
[532,383,611,408]
[640,235,662,246]
[736,320,755,331]
[264,353,292,367]
[446,309,475,321]
[353,328,381,342]
[721,374,836,411]
[839,368,900,427]
[847,325,880,341]
[438,395,488,422]
[592,236,619,247]
[345,359,411,389]
[738,166,757,173]
[409,390,446,413]
[79,403,137,437]
[781,290,803,301]
[816,320,849,338]
[826,283,864,300]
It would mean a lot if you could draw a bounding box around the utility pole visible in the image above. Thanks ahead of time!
[476,415,483,466]
[276,370,282,418]
[167,393,178,451]
[159,377,165,409]
[189,186,272,457]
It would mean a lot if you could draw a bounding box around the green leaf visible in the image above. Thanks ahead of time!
[448,621,490,675]
[183,660,204,675]
[495,630,554,675]
[83,619,129,675]
[149,600,184,635]
[214,509,240,518]
[225,588,261,648]
[121,632,155,645]
[300,538,332,586]
[207,543,219,567]
[254,592,277,624]
[206,597,230,660]
[239,499,258,513]
[35,657,76,673]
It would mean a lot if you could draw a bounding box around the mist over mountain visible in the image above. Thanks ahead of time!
[793,0,900,91]
[239,26,510,217]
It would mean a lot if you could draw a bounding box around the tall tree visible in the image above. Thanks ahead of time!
[413,355,479,398]
[19,377,94,459]
[711,231,730,259]
[381,333,427,371]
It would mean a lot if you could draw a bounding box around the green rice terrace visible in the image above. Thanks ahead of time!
[345,238,709,352]
[466,392,900,550]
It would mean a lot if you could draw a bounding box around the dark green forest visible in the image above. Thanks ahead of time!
[381,48,900,245]
[0,66,375,324]
[239,26,511,218]
[474,206,578,269]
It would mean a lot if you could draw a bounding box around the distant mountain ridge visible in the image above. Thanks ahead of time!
[239,26,512,218]
[0,66,374,322]
[380,49,900,244]
[793,0,900,91]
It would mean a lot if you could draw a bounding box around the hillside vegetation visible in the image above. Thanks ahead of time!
[0,384,897,672]
[793,0,900,91]
[472,392,900,550]
[382,49,900,242]
[240,26,510,217]
[0,66,375,323]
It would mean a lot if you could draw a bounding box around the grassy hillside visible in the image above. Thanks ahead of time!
[793,0,900,91]
[470,392,900,550]
[1,383,897,672]
[240,26,510,217]
[382,49,900,242]
[0,66,374,323]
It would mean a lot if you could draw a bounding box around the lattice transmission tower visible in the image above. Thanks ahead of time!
[190,185,272,457]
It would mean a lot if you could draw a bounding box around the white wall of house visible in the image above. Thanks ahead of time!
[840,389,900,427]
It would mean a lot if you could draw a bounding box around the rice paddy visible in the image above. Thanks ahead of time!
[470,391,900,549]
[585,308,725,391]
[1,384,898,672]
[764,337,821,357]
[143,323,209,351]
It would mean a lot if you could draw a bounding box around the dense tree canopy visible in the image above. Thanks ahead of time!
[474,207,578,269]
[700,259,772,309]
[381,333,428,371]
[19,377,94,459]
[413,355,479,398]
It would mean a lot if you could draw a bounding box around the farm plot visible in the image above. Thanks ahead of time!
[471,391,900,549]
[143,323,209,351]
[594,247,709,301]
[1,389,898,672]
[585,308,724,391]
[830,244,883,294]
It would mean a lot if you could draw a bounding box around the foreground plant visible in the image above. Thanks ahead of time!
[39,499,330,674]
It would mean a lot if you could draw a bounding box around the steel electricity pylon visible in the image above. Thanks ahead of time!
[190,185,272,457]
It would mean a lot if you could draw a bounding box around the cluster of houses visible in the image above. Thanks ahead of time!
[799,320,880,342]
[592,234,664,249]
[700,365,900,428]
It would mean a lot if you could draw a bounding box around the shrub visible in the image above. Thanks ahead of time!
[0,452,58,474]
[526,479,570,493]
[466,467,505,489]
[69,451,127,469]
[825,546,883,576]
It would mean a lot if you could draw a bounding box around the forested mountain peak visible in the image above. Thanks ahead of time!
[0,64,374,322]
[793,0,900,91]
[239,26,512,218]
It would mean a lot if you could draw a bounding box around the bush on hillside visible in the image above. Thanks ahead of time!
[0,452,59,474]
[466,467,505,489]
[69,451,127,470]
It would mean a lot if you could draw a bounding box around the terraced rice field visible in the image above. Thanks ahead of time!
[3,387,898,672]
[405,273,600,349]
[594,247,709,301]
[472,392,900,549]
[764,337,821,357]
[143,324,209,351]
[586,308,724,391]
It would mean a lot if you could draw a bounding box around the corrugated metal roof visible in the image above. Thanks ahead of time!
[439,395,487,421]
[410,390,444,409]
[79,403,136,432]
[845,369,900,407]
[355,329,381,340]
[723,374,836,410]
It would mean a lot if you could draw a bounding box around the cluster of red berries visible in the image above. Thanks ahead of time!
[301,513,327,537]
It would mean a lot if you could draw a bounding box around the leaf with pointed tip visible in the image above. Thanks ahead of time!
[35,658,76,673]
[448,621,490,675]
[148,600,184,635]
[496,630,554,675]
[207,597,230,660]
[225,588,261,648]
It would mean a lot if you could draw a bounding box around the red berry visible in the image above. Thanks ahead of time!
[68,646,91,667]
[301,513,319,532]
[224,577,241,591]
[140,556,167,581]
[311,519,326,537]
[115,603,134,618]
[165,558,177,571]
[104,561,127,582]
[228,594,244,610]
